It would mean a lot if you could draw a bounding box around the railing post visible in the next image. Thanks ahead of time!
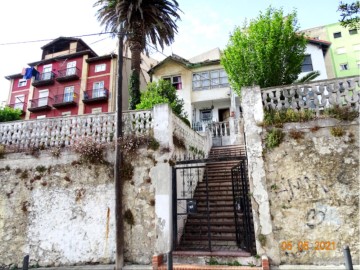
[343,245,353,270]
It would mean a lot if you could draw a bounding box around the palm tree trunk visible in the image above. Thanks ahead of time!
[129,39,142,110]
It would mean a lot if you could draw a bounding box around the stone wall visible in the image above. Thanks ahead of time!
[242,85,360,267]
[265,120,359,265]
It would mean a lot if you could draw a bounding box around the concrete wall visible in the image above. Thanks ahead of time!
[242,86,359,267]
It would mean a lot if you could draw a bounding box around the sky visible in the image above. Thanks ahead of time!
[0,0,343,105]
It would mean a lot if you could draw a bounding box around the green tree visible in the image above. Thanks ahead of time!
[221,7,307,95]
[338,1,360,29]
[0,106,22,122]
[94,0,182,109]
[136,79,189,125]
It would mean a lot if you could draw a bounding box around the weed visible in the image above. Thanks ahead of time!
[264,108,315,126]
[149,199,155,206]
[160,146,171,153]
[289,130,304,140]
[173,134,186,150]
[324,105,359,121]
[145,177,151,184]
[330,126,345,137]
[120,159,134,181]
[258,234,267,247]
[73,137,106,164]
[21,201,29,213]
[168,159,176,166]
[147,136,160,151]
[29,146,40,158]
[270,184,278,190]
[265,128,285,149]
[35,165,46,173]
[75,188,86,202]
[71,160,81,166]
[310,125,320,132]
[208,258,219,265]
[124,209,135,226]
[0,144,5,159]
[50,147,61,158]
[20,170,29,179]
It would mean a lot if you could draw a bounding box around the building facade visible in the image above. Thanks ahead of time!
[5,37,152,119]
[301,22,360,78]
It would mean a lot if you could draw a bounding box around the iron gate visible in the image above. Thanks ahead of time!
[231,159,254,253]
[172,165,212,251]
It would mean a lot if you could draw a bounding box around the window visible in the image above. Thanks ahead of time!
[340,63,349,70]
[349,29,358,35]
[42,64,52,80]
[38,90,49,107]
[200,109,212,122]
[66,61,76,76]
[333,32,342,38]
[353,44,360,51]
[301,55,313,72]
[37,115,46,119]
[92,107,102,114]
[93,81,105,97]
[95,64,106,72]
[14,95,25,110]
[163,75,182,90]
[18,79,27,87]
[62,111,71,116]
[192,69,229,90]
[64,86,74,102]
[336,47,346,54]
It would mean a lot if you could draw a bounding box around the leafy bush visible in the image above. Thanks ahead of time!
[265,128,285,149]
[136,80,189,125]
[0,106,22,122]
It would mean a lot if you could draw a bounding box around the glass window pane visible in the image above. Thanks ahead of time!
[210,71,219,78]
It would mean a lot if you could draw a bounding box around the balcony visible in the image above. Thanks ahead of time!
[32,72,56,87]
[56,67,80,82]
[28,97,53,112]
[8,102,26,114]
[82,88,109,104]
[53,93,78,108]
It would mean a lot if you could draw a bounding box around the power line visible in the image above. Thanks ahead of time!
[0,32,114,46]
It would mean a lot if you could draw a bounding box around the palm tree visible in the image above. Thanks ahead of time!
[94,0,182,109]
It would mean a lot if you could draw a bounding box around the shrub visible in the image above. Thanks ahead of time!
[0,106,22,122]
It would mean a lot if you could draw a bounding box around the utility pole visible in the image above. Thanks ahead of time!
[115,31,124,270]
